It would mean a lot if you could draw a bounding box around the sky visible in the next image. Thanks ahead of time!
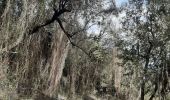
[115,0,128,7]
[87,0,128,34]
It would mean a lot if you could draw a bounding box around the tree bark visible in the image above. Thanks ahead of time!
[45,31,70,96]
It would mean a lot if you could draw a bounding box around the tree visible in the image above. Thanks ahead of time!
[0,0,118,99]
[115,0,170,100]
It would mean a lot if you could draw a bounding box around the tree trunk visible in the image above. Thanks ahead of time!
[69,65,76,99]
[113,47,122,95]
[46,31,70,96]
[140,41,152,100]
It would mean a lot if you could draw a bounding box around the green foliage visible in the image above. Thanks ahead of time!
[115,0,170,99]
